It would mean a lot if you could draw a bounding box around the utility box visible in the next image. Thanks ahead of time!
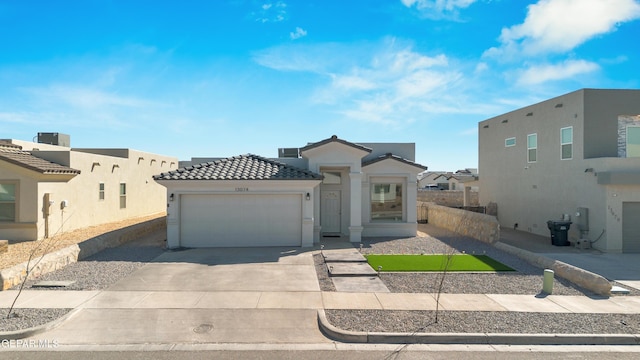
[576,207,589,232]
[37,132,70,147]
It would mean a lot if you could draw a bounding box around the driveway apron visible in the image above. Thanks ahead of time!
[31,247,331,345]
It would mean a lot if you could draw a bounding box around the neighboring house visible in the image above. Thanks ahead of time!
[418,169,478,191]
[154,135,427,248]
[479,88,640,253]
[0,137,178,242]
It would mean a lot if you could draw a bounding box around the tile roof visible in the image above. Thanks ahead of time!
[154,154,323,181]
[299,135,372,154]
[0,146,81,175]
[362,152,428,170]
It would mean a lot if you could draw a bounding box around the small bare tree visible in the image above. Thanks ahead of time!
[433,247,457,324]
[5,218,71,319]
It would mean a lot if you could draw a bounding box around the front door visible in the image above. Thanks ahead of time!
[321,190,341,234]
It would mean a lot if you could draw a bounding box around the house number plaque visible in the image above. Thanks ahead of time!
[235,187,249,192]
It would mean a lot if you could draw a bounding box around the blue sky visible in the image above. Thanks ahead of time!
[1,0,639,171]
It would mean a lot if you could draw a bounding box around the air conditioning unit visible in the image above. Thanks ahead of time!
[37,132,70,147]
[278,148,299,158]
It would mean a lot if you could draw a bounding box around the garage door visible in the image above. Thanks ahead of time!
[623,202,640,253]
[180,194,302,247]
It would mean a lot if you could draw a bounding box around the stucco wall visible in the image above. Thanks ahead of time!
[418,190,479,207]
[423,202,500,244]
[478,89,640,252]
[1,143,178,241]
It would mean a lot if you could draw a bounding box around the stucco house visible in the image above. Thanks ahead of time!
[479,88,640,253]
[0,137,178,242]
[154,135,427,248]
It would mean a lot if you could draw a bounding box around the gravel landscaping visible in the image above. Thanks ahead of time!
[325,310,640,334]
[319,223,640,335]
[1,230,166,333]
[0,308,72,333]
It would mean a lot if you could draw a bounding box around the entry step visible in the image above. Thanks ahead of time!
[322,250,367,263]
[327,262,378,277]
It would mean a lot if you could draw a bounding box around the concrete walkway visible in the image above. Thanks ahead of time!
[3,289,640,314]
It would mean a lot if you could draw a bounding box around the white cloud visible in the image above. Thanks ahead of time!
[486,0,640,58]
[254,1,287,23]
[26,85,155,109]
[290,27,307,40]
[401,0,477,19]
[517,59,600,85]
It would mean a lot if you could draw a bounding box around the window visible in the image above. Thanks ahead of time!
[527,133,537,163]
[561,127,573,160]
[0,183,16,221]
[119,183,126,209]
[371,183,403,222]
[627,126,640,157]
[99,183,105,201]
[322,172,341,184]
[505,137,516,147]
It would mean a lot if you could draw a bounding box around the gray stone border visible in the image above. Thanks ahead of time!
[317,310,640,345]
[494,242,612,296]
[0,307,82,341]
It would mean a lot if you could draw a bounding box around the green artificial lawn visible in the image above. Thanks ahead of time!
[365,254,515,272]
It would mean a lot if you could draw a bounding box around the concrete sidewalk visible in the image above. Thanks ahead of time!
[2,289,640,314]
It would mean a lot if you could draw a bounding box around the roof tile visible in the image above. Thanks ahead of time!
[0,147,81,175]
[154,154,323,181]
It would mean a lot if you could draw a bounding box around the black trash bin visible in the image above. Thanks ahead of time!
[546,220,572,246]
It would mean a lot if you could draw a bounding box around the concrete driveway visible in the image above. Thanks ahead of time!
[108,247,321,292]
[33,246,332,345]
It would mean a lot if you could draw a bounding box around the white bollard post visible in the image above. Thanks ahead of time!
[543,269,554,294]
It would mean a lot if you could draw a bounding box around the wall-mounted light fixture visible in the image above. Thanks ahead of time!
[584,168,594,173]
[169,193,175,202]
[501,119,508,123]
[305,192,311,200]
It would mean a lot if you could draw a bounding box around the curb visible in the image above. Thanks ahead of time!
[0,307,82,340]
[317,309,640,345]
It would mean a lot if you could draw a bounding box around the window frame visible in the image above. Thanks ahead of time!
[370,180,404,223]
[119,183,127,209]
[561,126,573,160]
[505,137,516,147]
[99,183,105,201]
[626,125,640,158]
[0,181,18,222]
[527,133,537,163]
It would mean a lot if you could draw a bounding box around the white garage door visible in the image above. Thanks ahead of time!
[180,194,302,247]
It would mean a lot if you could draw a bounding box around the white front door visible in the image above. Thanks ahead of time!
[321,190,341,234]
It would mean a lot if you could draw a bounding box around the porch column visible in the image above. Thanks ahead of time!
[407,177,418,223]
[348,171,363,243]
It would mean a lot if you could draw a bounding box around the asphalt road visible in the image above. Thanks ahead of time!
[3,347,640,360]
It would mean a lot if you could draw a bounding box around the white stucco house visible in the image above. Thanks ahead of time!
[154,135,427,248]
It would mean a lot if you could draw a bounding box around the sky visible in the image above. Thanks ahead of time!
[1,0,639,171]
